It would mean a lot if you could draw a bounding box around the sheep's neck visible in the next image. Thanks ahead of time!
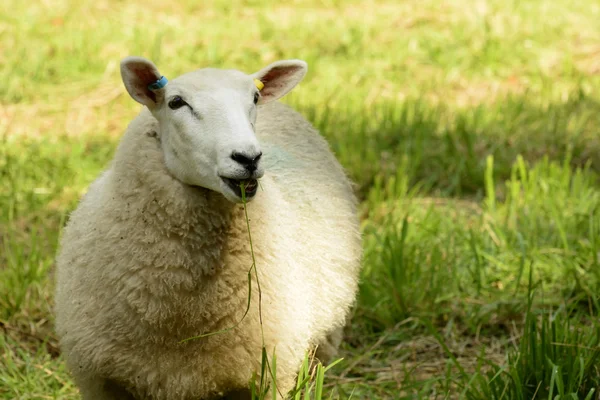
[112,174,253,334]
[135,181,241,276]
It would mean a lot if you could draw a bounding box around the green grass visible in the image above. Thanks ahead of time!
[2,0,600,398]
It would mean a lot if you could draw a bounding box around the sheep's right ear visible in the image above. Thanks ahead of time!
[120,56,166,109]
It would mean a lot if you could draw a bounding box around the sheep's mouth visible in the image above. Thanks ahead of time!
[221,177,259,199]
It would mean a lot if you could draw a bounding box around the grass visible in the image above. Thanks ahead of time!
[1,0,600,398]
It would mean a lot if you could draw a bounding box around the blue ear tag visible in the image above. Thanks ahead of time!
[148,76,168,91]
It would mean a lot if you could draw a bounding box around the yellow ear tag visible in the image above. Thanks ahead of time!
[253,79,264,91]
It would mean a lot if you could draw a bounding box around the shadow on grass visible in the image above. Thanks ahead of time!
[313,92,600,398]
[298,91,600,199]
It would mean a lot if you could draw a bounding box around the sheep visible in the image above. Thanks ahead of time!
[54,56,362,400]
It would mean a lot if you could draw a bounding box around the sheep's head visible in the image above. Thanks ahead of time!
[120,56,307,203]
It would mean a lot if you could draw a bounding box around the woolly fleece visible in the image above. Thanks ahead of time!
[55,101,361,399]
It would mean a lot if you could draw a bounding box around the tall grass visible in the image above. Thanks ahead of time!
[463,278,600,399]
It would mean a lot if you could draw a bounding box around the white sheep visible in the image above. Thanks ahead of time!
[54,56,362,400]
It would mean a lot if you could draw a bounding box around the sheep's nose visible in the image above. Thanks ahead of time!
[231,151,262,172]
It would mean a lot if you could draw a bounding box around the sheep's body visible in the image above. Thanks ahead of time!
[55,101,361,399]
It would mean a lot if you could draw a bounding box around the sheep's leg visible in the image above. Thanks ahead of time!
[221,388,252,400]
[103,379,137,400]
[76,374,135,400]
[315,326,344,364]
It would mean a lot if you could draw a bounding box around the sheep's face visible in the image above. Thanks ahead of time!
[153,74,264,203]
[121,57,307,203]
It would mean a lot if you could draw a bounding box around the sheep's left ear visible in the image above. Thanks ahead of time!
[120,56,166,109]
[251,60,307,104]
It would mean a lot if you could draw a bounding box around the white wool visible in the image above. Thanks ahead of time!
[55,58,361,400]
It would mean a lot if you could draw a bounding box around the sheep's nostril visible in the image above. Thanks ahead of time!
[231,151,262,172]
[231,152,250,165]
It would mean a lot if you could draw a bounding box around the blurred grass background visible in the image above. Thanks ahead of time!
[1,0,600,398]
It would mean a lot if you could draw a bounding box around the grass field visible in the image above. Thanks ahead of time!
[2,0,600,398]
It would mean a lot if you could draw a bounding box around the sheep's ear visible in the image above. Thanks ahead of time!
[120,56,166,109]
[251,60,307,104]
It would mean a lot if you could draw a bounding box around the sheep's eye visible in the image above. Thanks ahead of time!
[168,96,187,110]
[253,92,260,105]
